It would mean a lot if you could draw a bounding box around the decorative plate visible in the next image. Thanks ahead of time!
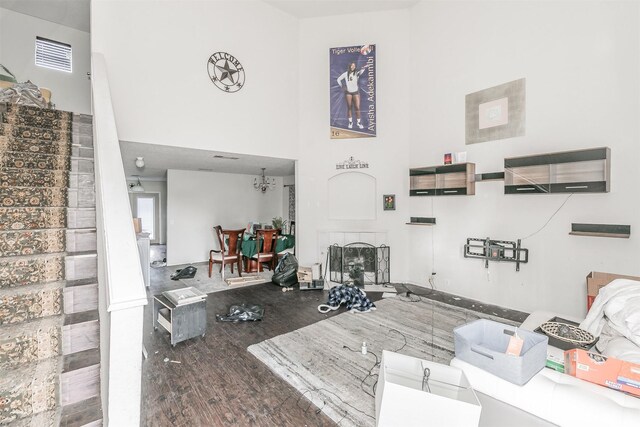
[539,321,596,346]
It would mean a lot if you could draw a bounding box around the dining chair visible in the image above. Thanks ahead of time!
[251,228,279,272]
[209,226,245,279]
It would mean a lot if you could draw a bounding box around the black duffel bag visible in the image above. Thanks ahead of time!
[272,253,299,287]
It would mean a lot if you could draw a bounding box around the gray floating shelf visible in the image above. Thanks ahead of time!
[569,223,630,239]
[407,217,436,226]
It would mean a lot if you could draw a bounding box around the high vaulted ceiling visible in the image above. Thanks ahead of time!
[0,0,90,32]
[1,0,416,179]
[0,0,420,33]
[264,0,419,19]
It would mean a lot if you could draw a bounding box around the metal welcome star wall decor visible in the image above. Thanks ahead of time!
[207,52,245,93]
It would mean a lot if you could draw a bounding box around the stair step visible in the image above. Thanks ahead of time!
[2,108,72,131]
[0,123,71,144]
[66,229,97,253]
[0,253,64,289]
[67,208,96,229]
[69,172,95,189]
[60,396,102,427]
[0,207,95,232]
[0,282,63,325]
[0,186,68,207]
[71,146,94,160]
[0,135,71,156]
[10,410,59,427]
[64,282,98,314]
[62,310,99,355]
[61,362,100,406]
[0,228,96,256]
[71,158,94,174]
[71,132,93,149]
[65,277,99,288]
[0,207,66,231]
[68,188,96,208]
[64,310,99,326]
[0,150,70,171]
[0,167,69,188]
[0,228,65,257]
[66,252,98,282]
[0,251,97,289]
[0,316,62,368]
[71,113,92,125]
[5,103,73,121]
[63,348,100,373]
[61,350,101,408]
[0,358,58,424]
[71,114,93,150]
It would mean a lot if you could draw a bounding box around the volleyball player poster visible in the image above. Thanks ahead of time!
[329,44,376,139]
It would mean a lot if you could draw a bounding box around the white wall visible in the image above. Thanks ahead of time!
[0,8,91,114]
[90,0,299,160]
[90,1,639,319]
[126,179,167,244]
[296,10,412,282]
[166,169,284,265]
[409,1,640,317]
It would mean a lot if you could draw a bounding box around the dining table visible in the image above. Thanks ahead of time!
[241,233,295,272]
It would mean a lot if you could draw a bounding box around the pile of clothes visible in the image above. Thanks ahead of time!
[0,81,48,108]
[318,285,376,313]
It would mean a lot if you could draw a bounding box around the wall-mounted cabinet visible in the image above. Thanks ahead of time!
[504,147,610,194]
[410,163,475,196]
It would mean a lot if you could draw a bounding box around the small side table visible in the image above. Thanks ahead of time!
[153,294,207,346]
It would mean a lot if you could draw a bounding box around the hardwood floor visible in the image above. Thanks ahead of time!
[141,283,381,426]
[140,280,528,426]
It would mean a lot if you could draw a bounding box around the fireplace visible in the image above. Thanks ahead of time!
[329,242,390,287]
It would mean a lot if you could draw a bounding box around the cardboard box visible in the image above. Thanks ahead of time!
[297,266,312,283]
[564,349,640,397]
[586,271,640,310]
[133,218,142,234]
[311,263,322,280]
[375,351,481,427]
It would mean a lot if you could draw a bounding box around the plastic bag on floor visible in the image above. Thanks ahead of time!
[170,266,197,280]
[216,303,264,322]
[272,253,298,287]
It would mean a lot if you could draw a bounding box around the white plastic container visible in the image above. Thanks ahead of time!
[454,319,548,385]
[375,351,481,427]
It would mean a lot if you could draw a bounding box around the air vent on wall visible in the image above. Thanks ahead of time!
[35,36,72,73]
[213,155,239,160]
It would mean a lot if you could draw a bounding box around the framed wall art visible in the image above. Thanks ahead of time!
[465,78,525,145]
[330,44,376,139]
[383,194,395,211]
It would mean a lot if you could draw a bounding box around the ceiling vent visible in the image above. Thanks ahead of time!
[213,155,240,160]
[35,36,72,73]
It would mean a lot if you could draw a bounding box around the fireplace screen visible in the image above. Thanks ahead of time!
[329,243,390,287]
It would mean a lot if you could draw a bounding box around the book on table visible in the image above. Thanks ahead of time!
[162,287,207,306]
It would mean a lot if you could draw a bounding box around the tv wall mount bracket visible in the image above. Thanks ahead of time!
[463,237,528,272]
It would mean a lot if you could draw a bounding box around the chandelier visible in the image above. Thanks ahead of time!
[129,176,145,192]
[254,168,276,193]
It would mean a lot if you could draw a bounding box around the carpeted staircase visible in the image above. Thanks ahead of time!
[0,104,102,426]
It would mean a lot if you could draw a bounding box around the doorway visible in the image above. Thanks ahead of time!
[130,193,160,244]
